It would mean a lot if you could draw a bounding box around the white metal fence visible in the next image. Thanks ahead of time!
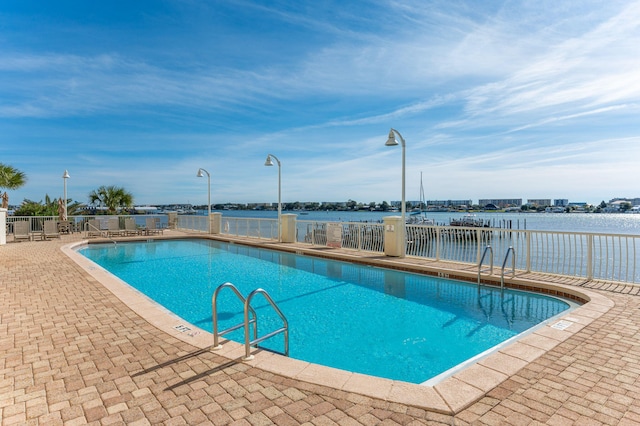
[295,221,385,252]
[406,225,639,284]
[6,214,168,234]
[9,214,634,284]
[177,215,208,232]
[216,218,639,284]
[220,217,278,240]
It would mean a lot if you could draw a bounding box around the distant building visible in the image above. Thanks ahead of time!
[527,199,552,207]
[609,197,640,206]
[478,198,522,209]
[554,199,569,207]
[604,200,626,212]
[426,199,472,208]
[132,206,158,214]
[321,201,348,208]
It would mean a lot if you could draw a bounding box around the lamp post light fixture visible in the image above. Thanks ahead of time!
[264,154,281,242]
[62,170,70,220]
[197,168,211,232]
[385,128,406,257]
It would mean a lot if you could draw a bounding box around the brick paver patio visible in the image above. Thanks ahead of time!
[2,233,640,425]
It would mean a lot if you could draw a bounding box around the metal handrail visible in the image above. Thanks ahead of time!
[501,246,516,289]
[86,221,117,245]
[244,288,289,360]
[211,282,257,349]
[477,245,493,285]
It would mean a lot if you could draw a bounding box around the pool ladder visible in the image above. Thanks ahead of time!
[212,282,289,361]
[477,245,517,289]
[501,247,516,288]
[477,245,493,285]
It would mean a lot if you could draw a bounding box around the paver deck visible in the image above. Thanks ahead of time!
[2,232,640,425]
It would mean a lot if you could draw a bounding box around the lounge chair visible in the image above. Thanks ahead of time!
[107,218,125,237]
[43,221,60,240]
[145,217,163,235]
[86,219,103,238]
[13,221,31,242]
[124,218,142,236]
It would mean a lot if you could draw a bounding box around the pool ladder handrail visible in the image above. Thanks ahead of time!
[244,288,289,360]
[85,221,117,245]
[212,282,257,349]
[477,245,493,285]
[501,246,516,289]
[211,282,289,361]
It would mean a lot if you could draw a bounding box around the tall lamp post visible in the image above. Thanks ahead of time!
[197,168,211,232]
[264,154,281,242]
[62,170,70,220]
[385,129,406,257]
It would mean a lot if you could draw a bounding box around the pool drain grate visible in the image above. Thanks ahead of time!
[551,320,573,330]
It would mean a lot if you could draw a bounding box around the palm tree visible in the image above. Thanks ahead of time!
[88,185,134,214]
[0,163,27,207]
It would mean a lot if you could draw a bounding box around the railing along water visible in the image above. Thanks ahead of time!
[6,214,168,236]
[405,225,639,284]
[295,220,385,252]
[213,217,640,284]
[177,215,208,232]
[221,217,278,240]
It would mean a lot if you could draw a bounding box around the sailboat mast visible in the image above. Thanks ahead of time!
[420,171,425,210]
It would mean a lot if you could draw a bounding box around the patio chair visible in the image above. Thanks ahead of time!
[43,220,60,240]
[57,220,72,234]
[13,221,31,242]
[145,217,163,235]
[107,218,125,237]
[124,218,142,236]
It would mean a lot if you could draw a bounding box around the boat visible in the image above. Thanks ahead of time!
[450,214,486,227]
[407,172,434,225]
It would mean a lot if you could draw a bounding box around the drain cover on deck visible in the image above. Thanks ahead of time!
[551,320,573,330]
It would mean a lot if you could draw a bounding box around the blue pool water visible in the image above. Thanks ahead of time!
[79,239,571,383]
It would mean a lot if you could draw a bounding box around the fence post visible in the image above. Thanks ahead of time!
[211,212,222,234]
[476,228,483,265]
[525,230,532,273]
[586,234,593,280]
[167,212,178,229]
[0,208,6,245]
[383,216,404,257]
[281,214,297,243]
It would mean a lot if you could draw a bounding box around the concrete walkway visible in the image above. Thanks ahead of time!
[2,233,640,425]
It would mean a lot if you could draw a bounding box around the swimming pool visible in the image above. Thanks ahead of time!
[78,239,572,384]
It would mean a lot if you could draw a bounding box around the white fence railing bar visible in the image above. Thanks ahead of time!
[296,221,385,252]
[405,225,639,284]
[9,214,634,284]
[216,218,640,284]
[220,217,278,240]
[6,215,168,234]
[177,215,208,232]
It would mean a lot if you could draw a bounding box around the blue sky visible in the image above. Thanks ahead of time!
[1,0,639,207]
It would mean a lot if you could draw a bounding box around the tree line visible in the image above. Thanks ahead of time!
[1,163,134,216]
